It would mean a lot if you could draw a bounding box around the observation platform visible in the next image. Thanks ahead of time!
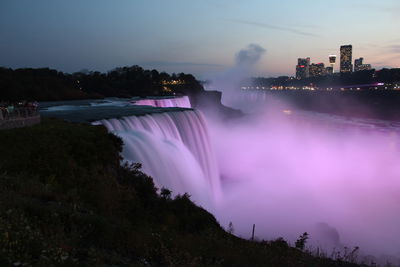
[0,108,41,130]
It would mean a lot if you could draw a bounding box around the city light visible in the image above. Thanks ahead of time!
[240,44,398,92]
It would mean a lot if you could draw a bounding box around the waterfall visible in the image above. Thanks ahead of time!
[95,109,220,208]
[133,96,191,108]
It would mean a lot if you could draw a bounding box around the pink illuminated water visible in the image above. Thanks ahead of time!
[210,94,400,264]
[97,96,400,264]
[133,96,191,108]
[210,109,400,260]
[96,110,220,208]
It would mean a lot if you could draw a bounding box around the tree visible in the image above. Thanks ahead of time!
[295,232,309,251]
[160,188,172,200]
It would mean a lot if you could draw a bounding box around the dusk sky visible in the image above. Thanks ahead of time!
[1,0,400,79]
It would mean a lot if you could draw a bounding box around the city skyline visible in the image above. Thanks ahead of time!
[1,0,400,79]
[295,44,374,79]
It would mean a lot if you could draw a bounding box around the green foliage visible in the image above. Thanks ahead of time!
[0,66,205,101]
[295,232,309,251]
[0,68,90,101]
[160,188,172,200]
[0,119,363,266]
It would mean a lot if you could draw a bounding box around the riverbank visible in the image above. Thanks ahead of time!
[0,118,362,266]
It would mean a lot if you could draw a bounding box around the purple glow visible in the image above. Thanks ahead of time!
[96,94,400,263]
[206,44,400,262]
[207,99,400,262]
[96,110,220,208]
[133,96,191,108]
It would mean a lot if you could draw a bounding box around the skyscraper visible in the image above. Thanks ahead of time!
[296,57,310,79]
[354,57,363,72]
[309,63,326,77]
[340,45,352,73]
[329,55,337,73]
[354,57,372,72]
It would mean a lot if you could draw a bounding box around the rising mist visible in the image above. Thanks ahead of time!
[209,102,400,260]
[206,45,400,264]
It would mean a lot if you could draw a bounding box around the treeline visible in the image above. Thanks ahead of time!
[0,66,204,101]
[0,68,88,101]
[252,68,400,88]
[75,66,203,98]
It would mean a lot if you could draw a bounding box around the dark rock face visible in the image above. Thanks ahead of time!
[190,91,243,120]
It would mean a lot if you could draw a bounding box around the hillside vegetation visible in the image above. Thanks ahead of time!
[0,119,362,266]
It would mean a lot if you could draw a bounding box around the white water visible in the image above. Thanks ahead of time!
[96,109,220,208]
[133,96,191,108]
[88,95,400,265]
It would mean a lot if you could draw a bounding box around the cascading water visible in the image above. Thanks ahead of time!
[95,109,220,209]
[133,96,191,108]
[42,95,400,263]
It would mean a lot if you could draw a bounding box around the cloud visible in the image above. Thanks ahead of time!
[379,6,400,16]
[235,44,266,66]
[386,45,400,53]
[354,3,400,20]
[229,19,321,38]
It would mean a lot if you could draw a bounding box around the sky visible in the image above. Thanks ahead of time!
[1,0,400,78]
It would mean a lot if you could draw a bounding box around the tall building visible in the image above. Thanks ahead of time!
[296,57,310,79]
[354,57,364,72]
[340,45,353,73]
[309,63,326,77]
[354,57,372,71]
[329,55,337,73]
[326,66,333,75]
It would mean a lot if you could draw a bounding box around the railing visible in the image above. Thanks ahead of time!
[0,107,39,121]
